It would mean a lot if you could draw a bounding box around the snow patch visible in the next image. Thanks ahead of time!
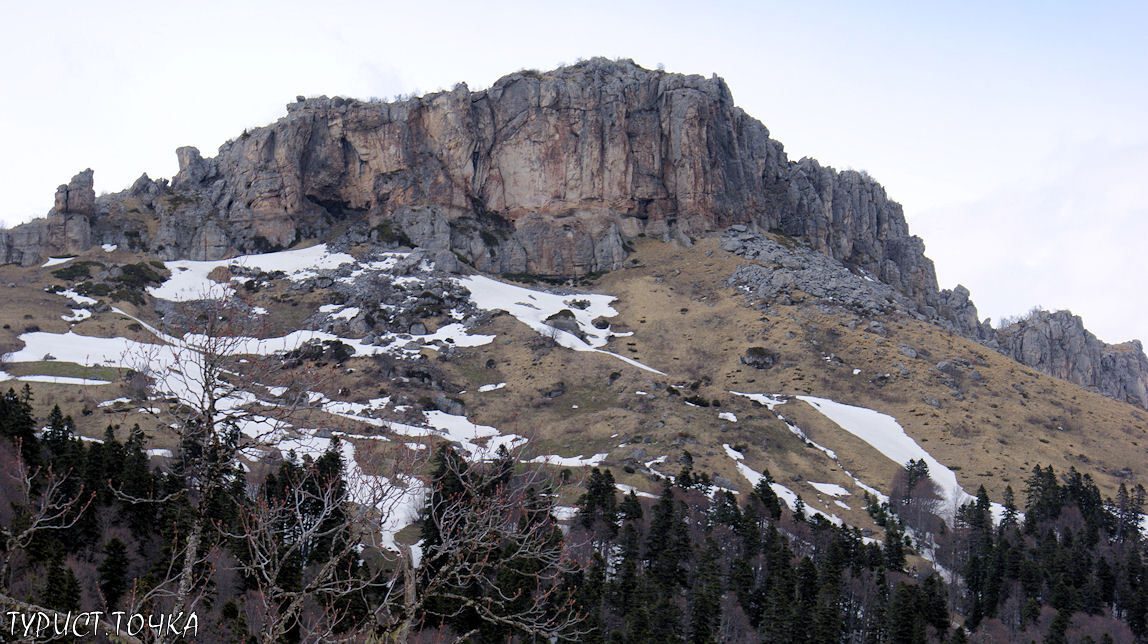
[809,482,850,497]
[529,453,609,467]
[62,309,91,323]
[551,506,579,521]
[718,411,738,423]
[17,375,112,386]
[42,257,74,267]
[60,290,97,306]
[477,382,506,392]
[458,275,664,375]
[798,395,977,523]
[149,244,357,301]
[730,391,785,410]
[615,483,658,499]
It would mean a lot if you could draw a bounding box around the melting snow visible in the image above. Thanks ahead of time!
[42,257,74,267]
[718,411,738,423]
[62,309,92,323]
[798,395,991,523]
[457,275,665,375]
[477,382,506,392]
[149,244,356,301]
[325,306,360,321]
[102,244,118,252]
[730,391,785,410]
[615,483,658,499]
[809,482,850,497]
[551,506,579,521]
[60,290,97,306]
[423,410,527,460]
[529,453,609,467]
[17,375,112,386]
[729,458,842,526]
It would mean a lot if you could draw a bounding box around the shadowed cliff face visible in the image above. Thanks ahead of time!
[1,58,1144,409]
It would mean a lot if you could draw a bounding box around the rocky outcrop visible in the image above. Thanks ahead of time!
[765,158,939,307]
[2,58,1144,408]
[996,310,1148,409]
[722,228,1148,410]
[937,285,995,343]
[927,288,1148,409]
[47,169,95,256]
[1,58,937,299]
[721,226,912,315]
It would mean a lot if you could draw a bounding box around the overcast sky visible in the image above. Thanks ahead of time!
[2,1,1145,345]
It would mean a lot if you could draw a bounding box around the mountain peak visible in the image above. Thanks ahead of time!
[0,60,1144,408]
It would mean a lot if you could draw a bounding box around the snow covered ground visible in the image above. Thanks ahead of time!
[149,244,357,301]
[797,395,1007,523]
[529,453,610,467]
[808,482,850,497]
[457,274,664,375]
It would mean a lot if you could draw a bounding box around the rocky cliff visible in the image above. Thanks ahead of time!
[1,57,1145,408]
[1,58,937,304]
[996,310,1148,409]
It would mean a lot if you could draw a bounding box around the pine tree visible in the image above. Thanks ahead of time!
[885,522,905,570]
[619,489,643,522]
[1001,485,1019,531]
[43,404,72,453]
[98,538,131,609]
[754,471,782,520]
[615,521,642,615]
[42,557,81,612]
[864,571,889,644]
[688,538,722,644]
[0,386,40,466]
[887,582,926,644]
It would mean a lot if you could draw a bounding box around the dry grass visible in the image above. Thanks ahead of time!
[2,234,1145,538]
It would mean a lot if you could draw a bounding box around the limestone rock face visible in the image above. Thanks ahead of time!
[937,285,994,343]
[0,220,48,266]
[16,58,920,292]
[2,58,1145,408]
[3,59,933,291]
[53,169,96,216]
[997,310,1148,409]
[43,169,96,256]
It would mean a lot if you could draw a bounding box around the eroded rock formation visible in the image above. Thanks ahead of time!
[1,58,1144,408]
[1,59,936,300]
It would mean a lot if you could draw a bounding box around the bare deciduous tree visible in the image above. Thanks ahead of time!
[116,293,328,624]
[115,291,588,641]
[0,440,144,642]
[376,445,589,642]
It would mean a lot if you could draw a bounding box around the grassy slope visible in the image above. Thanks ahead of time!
[2,236,1146,535]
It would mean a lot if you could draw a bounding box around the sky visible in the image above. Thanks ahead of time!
[1,1,1145,345]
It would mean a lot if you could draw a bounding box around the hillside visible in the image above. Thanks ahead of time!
[0,59,1145,642]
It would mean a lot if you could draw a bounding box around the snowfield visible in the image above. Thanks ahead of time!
[797,395,1008,523]
[458,275,665,375]
[809,482,850,497]
[149,244,357,301]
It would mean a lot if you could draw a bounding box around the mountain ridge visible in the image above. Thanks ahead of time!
[0,57,1144,408]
